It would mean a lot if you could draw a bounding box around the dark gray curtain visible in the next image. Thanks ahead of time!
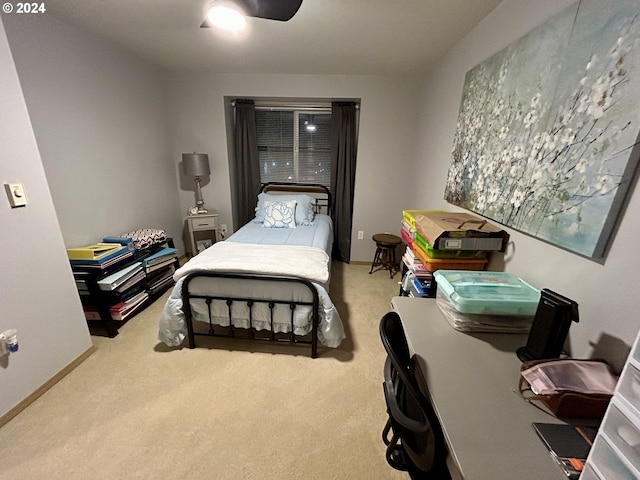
[232,99,261,229]
[330,102,358,263]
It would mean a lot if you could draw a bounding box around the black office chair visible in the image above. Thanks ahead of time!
[379,311,450,480]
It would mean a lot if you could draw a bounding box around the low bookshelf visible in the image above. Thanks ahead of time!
[71,238,179,337]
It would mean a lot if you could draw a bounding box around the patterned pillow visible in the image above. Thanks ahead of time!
[120,228,167,250]
[254,193,316,225]
[263,200,297,228]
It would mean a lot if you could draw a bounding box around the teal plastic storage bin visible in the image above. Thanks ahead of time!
[433,270,540,315]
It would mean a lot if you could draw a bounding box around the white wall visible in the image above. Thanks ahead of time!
[3,14,183,251]
[0,18,92,418]
[413,0,640,367]
[166,72,423,262]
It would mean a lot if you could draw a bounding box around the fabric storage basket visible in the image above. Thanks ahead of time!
[433,270,540,316]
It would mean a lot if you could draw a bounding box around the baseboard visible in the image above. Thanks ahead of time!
[0,345,96,429]
[349,260,371,266]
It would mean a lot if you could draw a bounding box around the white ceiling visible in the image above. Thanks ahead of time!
[45,0,503,75]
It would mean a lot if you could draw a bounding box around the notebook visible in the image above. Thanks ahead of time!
[532,422,598,479]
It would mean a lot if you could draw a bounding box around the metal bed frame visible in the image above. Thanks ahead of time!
[181,182,331,359]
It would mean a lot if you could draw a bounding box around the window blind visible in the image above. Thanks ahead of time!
[255,109,332,188]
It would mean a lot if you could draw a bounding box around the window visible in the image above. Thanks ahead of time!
[255,108,332,188]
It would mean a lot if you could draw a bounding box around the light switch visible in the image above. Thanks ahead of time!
[4,183,28,208]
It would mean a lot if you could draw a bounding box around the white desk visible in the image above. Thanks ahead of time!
[391,296,566,480]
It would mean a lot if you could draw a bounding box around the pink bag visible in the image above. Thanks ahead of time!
[518,358,618,418]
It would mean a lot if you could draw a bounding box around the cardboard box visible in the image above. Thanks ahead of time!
[414,211,509,252]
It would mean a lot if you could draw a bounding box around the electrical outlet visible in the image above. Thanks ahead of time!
[221,224,227,234]
[357,230,364,240]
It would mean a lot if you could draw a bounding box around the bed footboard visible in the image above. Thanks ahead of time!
[181,271,321,358]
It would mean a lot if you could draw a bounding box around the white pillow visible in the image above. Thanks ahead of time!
[255,193,316,225]
[263,200,297,228]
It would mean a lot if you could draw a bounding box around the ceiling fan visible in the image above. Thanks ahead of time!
[201,0,303,29]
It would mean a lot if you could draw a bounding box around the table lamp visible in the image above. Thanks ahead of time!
[182,152,211,214]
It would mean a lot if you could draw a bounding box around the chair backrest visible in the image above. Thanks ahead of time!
[379,311,448,476]
[380,310,412,375]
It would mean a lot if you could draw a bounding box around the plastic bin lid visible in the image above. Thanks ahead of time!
[433,270,541,315]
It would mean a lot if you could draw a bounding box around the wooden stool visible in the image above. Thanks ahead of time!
[369,233,402,278]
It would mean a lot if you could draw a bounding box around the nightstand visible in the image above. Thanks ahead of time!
[186,212,218,256]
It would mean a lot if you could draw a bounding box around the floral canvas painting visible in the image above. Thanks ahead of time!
[445,0,640,259]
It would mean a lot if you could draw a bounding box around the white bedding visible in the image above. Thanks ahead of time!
[158,215,345,349]
[173,242,330,286]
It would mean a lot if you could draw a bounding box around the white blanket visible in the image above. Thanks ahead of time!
[173,242,330,286]
[158,243,345,349]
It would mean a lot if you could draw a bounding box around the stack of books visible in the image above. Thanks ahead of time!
[69,237,178,329]
[97,262,145,293]
[142,247,178,294]
[108,290,150,321]
[142,247,177,272]
[67,243,133,272]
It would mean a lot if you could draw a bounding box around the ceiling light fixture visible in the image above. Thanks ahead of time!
[201,0,303,29]
[207,2,247,31]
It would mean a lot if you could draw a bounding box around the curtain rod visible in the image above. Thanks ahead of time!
[255,106,331,112]
[231,100,359,111]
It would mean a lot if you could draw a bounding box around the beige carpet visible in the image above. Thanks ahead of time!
[0,262,409,480]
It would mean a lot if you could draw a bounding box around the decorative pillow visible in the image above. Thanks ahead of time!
[255,193,316,225]
[118,228,167,251]
[263,200,297,228]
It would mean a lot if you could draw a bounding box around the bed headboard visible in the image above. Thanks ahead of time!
[260,182,331,215]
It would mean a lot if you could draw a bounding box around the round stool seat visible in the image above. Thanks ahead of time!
[372,233,402,247]
[370,233,402,278]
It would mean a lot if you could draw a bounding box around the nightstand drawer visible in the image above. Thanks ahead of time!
[190,217,216,230]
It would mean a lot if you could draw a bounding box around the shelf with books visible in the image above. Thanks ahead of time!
[71,237,179,337]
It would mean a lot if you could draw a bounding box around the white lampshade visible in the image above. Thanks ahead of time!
[182,153,211,177]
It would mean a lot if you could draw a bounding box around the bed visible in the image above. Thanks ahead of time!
[158,183,345,358]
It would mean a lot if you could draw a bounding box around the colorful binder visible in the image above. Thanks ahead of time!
[67,243,125,261]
